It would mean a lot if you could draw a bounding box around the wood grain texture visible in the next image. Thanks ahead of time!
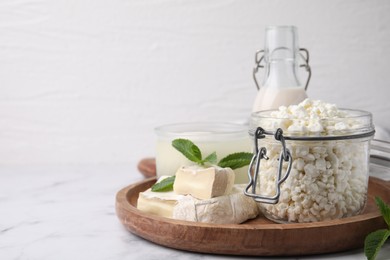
[115,177,390,256]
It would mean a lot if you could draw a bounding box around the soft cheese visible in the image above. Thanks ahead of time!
[137,184,259,224]
[173,165,235,200]
[173,185,259,224]
[137,189,180,218]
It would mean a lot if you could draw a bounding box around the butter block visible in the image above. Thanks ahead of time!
[173,165,235,200]
[137,184,259,224]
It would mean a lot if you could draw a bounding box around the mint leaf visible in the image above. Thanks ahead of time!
[172,139,203,164]
[171,138,252,169]
[376,197,390,228]
[218,152,253,170]
[151,176,176,192]
[364,229,390,260]
[203,152,217,165]
[364,197,390,260]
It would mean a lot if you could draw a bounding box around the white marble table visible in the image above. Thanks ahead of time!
[1,163,390,260]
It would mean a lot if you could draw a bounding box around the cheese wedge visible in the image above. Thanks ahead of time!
[137,184,259,224]
[137,189,179,218]
[173,165,235,200]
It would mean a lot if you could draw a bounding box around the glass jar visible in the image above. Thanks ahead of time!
[155,122,251,184]
[245,108,375,223]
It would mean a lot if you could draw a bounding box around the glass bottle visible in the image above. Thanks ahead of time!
[252,26,311,112]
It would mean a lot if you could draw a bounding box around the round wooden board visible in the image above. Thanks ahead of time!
[115,177,390,256]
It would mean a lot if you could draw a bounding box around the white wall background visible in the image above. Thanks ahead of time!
[1,0,390,165]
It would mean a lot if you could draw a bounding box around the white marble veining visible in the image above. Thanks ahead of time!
[1,163,390,260]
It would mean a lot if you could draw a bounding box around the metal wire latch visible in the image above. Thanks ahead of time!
[244,127,292,204]
[253,48,312,91]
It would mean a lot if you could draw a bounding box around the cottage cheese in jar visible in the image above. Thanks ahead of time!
[247,99,375,223]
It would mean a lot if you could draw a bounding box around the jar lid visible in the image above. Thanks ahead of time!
[250,108,375,139]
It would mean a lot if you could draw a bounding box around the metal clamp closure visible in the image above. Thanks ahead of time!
[244,127,293,204]
[253,48,312,91]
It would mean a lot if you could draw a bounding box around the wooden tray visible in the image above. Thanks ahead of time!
[115,177,390,256]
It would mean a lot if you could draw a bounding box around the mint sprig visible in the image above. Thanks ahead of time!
[172,139,219,166]
[151,176,176,192]
[364,197,390,260]
[172,139,203,164]
[218,152,253,170]
[172,138,252,169]
[204,151,217,165]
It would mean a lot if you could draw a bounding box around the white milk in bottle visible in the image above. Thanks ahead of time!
[252,26,310,112]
